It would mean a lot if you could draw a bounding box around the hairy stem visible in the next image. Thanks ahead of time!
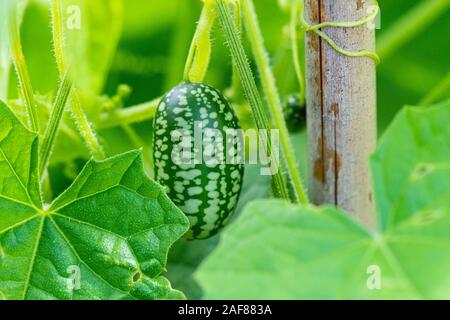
[50,0,105,160]
[97,97,160,129]
[378,0,450,59]
[70,91,106,159]
[9,7,39,132]
[50,0,65,72]
[242,0,309,204]
[226,1,244,102]
[40,70,73,175]
[290,0,305,106]
[216,0,290,201]
[183,0,216,83]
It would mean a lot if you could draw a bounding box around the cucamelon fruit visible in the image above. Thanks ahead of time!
[283,94,306,133]
[153,82,244,240]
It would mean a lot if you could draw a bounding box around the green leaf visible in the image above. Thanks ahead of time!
[8,96,89,164]
[0,100,189,300]
[195,198,450,299]
[371,100,450,229]
[195,103,450,299]
[0,101,42,208]
[235,165,272,216]
[166,164,270,299]
[167,236,220,300]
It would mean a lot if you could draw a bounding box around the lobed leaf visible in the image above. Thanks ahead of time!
[195,102,450,299]
[0,101,189,300]
[371,100,450,229]
[195,197,450,299]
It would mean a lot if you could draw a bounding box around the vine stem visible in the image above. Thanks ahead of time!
[215,0,290,201]
[9,7,40,132]
[301,0,379,30]
[39,69,73,176]
[242,0,309,204]
[50,0,105,160]
[290,0,305,107]
[97,97,160,128]
[183,0,216,83]
[299,0,380,63]
[226,1,244,102]
[378,0,450,59]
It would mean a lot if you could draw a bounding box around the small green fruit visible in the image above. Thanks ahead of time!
[153,82,244,240]
[283,94,306,133]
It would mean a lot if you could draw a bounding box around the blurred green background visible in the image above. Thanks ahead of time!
[5,0,447,208]
[12,0,450,134]
[3,0,449,300]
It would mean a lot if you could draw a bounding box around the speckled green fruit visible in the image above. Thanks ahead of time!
[283,94,306,133]
[153,82,244,240]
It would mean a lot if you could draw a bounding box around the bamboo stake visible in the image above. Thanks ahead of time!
[305,0,377,228]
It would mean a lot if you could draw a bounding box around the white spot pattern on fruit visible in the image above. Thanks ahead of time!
[153,83,244,239]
